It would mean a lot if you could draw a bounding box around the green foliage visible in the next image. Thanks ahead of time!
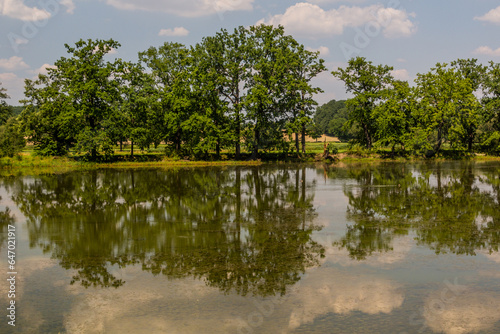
[22,39,123,159]
[0,84,12,126]
[0,117,25,157]
[332,57,394,149]
[326,143,338,155]
[415,62,481,155]
[0,85,25,157]
[313,99,355,141]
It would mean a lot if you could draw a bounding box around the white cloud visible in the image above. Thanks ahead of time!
[473,46,500,57]
[306,46,330,56]
[0,56,29,71]
[391,69,410,81]
[256,3,417,39]
[287,268,404,330]
[60,0,76,14]
[474,6,500,25]
[105,0,253,18]
[0,72,26,103]
[30,63,57,77]
[159,27,190,37]
[0,0,51,21]
[424,290,500,334]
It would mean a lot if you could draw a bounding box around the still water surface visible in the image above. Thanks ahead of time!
[0,162,499,333]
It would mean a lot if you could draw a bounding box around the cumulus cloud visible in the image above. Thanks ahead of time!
[306,45,330,56]
[159,27,190,37]
[391,69,410,81]
[60,0,76,14]
[30,63,58,77]
[474,6,500,25]
[0,0,52,21]
[473,46,500,57]
[0,72,26,103]
[256,3,417,39]
[287,268,404,330]
[105,0,253,18]
[424,290,500,334]
[0,56,29,71]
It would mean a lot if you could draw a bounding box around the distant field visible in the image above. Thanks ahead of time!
[290,134,340,143]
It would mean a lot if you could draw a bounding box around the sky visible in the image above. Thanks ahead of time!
[0,0,499,105]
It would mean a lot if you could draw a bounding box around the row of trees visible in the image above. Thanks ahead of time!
[18,25,325,159]
[332,57,500,156]
[0,85,25,157]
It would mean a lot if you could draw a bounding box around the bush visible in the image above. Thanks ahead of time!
[327,143,338,155]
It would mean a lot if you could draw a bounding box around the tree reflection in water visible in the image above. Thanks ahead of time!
[6,166,324,296]
[320,162,500,260]
[0,196,15,249]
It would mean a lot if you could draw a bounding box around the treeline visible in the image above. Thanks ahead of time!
[13,25,325,159]
[0,87,25,157]
[313,99,355,141]
[2,28,500,160]
[330,57,500,156]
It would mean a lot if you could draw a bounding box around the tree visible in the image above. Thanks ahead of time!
[190,36,234,158]
[0,117,26,157]
[314,100,346,134]
[244,25,325,158]
[480,61,500,153]
[332,57,394,149]
[116,61,152,156]
[415,63,480,155]
[22,74,77,156]
[245,25,290,158]
[373,80,417,153]
[139,42,194,156]
[22,39,124,159]
[282,41,326,154]
[0,85,25,157]
[203,27,251,159]
[0,84,12,125]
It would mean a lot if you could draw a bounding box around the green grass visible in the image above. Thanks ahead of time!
[2,142,500,175]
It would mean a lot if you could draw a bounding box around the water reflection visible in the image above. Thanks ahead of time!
[0,199,14,248]
[6,166,324,296]
[320,162,500,260]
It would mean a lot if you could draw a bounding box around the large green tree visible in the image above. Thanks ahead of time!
[481,61,500,152]
[415,62,480,155]
[332,57,394,149]
[139,42,194,156]
[22,39,123,158]
[283,41,326,154]
[200,27,251,159]
[373,80,417,153]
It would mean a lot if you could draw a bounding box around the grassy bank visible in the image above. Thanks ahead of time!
[2,142,500,175]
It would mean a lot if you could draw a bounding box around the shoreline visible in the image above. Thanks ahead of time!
[1,153,500,176]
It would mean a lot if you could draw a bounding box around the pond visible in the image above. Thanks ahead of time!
[0,162,499,333]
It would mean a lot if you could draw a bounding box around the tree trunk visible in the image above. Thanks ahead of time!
[131,140,134,157]
[301,124,306,154]
[295,132,300,153]
[235,111,241,159]
[363,122,372,149]
[252,127,260,160]
[468,135,473,152]
[175,129,181,153]
[120,140,123,152]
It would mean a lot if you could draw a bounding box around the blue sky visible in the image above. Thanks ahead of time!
[1,0,499,105]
